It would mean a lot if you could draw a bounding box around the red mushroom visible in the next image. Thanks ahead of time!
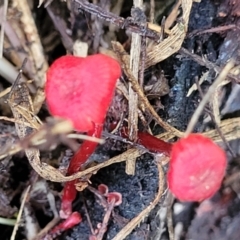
[133,131,227,201]
[116,123,227,201]
[45,54,121,220]
[167,134,227,202]
[98,184,109,196]
[106,192,122,206]
[45,53,227,233]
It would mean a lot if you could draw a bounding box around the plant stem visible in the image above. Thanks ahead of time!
[119,126,172,156]
[48,212,82,238]
[60,123,103,218]
[137,132,172,156]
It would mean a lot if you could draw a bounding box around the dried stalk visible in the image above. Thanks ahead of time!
[185,60,235,135]
[13,0,48,88]
[112,41,183,137]
[126,0,143,175]
[146,0,192,67]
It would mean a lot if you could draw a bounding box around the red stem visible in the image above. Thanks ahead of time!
[48,212,82,238]
[119,126,172,156]
[60,123,103,218]
[137,132,172,156]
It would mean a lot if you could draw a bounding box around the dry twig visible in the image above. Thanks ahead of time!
[10,186,31,240]
[146,0,193,67]
[112,41,183,137]
[126,0,143,175]
[13,0,48,88]
[0,0,9,58]
[185,60,235,135]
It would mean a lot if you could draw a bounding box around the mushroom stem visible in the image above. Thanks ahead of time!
[49,212,82,238]
[137,132,172,156]
[60,123,103,218]
[119,125,172,156]
[68,124,103,174]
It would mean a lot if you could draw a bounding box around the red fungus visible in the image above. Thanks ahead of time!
[133,131,227,202]
[46,55,121,132]
[137,131,172,156]
[49,212,82,237]
[45,54,227,234]
[106,192,122,206]
[45,54,121,219]
[98,184,109,196]
[112,122,227,202]
[167,134,227,202]
[118,125,172,156]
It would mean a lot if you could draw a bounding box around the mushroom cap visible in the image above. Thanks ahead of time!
[45,54,121,132]
[106,192,122,206]
[167,134,227,202]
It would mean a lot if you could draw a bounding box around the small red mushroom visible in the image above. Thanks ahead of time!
[117,124,227,201]
[167,134,227,202]
[98,184,109,196]
[106,192,122,206]
[133,131,227,202]
[45,54,121,220]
